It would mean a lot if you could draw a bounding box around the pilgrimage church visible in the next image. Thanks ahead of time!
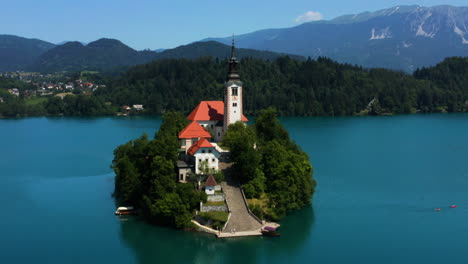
[177,41,248,182]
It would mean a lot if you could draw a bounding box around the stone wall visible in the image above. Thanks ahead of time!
[207,194,225,202]
[200,204,227,212]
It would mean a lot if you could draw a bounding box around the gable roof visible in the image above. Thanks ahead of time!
[187,101,248,122]
[178,121,212,139]
[205,174,217,187]
[187,138,215,156]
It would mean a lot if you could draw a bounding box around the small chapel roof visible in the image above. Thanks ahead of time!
[187,101,248,122]
[205,174,217,187]
[178,121,212,139]
[187,138,215,156]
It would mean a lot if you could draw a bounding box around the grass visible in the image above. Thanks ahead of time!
[204,201,226,206]
[25,97,48,106]
[247,194,270,220]
[199,211,229,223]
[247,194,269,208]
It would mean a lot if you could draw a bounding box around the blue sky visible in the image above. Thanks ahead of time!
[1,0,466,50]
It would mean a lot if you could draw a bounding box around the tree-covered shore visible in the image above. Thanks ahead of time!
[222,108,316,220]
[112,112,206,228]
[1,56,467,118]
[112,109,316,228]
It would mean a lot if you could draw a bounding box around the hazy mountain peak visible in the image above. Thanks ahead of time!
[86,38,131,49]
[203,5,468,72]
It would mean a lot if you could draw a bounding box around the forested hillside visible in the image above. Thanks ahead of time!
[1,56,467,118]
[0,35,55,71]
[97,56,468,116]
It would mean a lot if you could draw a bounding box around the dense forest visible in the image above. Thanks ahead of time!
[98,56,468,116]
[1,56,467,118]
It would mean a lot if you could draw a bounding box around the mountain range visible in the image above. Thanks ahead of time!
[206,5,468,71]
[0,36,301,73]
[1,5,467,73]
[0,35,55,72]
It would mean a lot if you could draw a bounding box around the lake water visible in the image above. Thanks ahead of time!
[1,115,468,264]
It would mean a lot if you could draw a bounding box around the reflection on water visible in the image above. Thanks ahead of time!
[118,206,316,264]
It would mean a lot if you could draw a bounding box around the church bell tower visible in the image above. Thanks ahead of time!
[223,39,243,132]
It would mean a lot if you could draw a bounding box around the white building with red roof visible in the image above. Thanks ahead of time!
[187,100,248,142]
[187,138,220,174]
[176,41,246,182]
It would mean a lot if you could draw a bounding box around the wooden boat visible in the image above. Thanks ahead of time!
[261,229,281,237]
[115,206,136,215]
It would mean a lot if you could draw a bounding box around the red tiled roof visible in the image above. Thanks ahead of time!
[205,174,217,187]
[187,138,214,156]
[187,101,248,122]
[178,121,212,139]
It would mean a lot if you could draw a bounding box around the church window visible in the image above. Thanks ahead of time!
[202,150,205,153]
[205,159,208,162]
[233,103,237,107]
[212,159,215,162]
[198,159,202,163]
[232,87,238,96]
[208,150,212,153]
[211,124,214,129]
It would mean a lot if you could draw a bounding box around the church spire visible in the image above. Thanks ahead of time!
[227,36,240,81]
[231,37,236,60]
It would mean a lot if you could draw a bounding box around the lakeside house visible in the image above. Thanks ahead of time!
[8,88,20,96]
[177,41,247,183]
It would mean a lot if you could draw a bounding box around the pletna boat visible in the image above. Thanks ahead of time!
[261,230,281,237]
[115,206,136,215]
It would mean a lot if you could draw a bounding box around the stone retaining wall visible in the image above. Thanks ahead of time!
[207,194,225,202]
[200,204,227,212]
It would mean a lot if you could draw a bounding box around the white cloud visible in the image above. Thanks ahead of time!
[295,10,324,24]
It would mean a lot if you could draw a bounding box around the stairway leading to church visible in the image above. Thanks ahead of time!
[221,176,262,234]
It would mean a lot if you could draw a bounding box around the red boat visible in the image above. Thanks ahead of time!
[261,227,281,237]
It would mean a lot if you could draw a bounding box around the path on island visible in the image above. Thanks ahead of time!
[220,174,263,237]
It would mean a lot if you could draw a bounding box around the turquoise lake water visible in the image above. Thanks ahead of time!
[1,115,468,264]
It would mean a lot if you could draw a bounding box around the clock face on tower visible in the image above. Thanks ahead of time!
[233,96,238,100]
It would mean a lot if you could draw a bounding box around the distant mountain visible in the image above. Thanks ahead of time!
[31,38,155,72]
[0,35,56,71]
[152,41,304,61]
[30,39,303,73]
[205,5,468,71]
[56,41,88,46]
